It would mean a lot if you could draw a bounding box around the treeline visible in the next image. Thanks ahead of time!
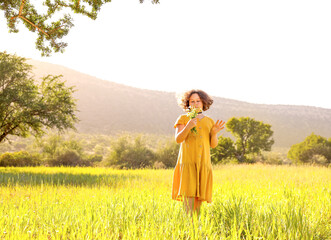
[0,131,330,168]
[0,133,179,168]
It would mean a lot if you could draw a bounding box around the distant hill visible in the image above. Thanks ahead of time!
[27,59,331,148]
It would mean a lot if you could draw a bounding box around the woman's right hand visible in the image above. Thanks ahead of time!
[175,118,198,144]
[186,118,197,130]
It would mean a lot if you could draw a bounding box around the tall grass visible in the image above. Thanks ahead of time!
[0,165,330,239]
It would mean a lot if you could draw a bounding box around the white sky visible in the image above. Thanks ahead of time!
[1,0,331,109]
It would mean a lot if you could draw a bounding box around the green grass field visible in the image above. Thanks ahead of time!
[0,165,330,239]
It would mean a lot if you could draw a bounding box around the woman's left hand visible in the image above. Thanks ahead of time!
[211,120,225,135]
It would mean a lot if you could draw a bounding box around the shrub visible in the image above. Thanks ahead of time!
[105,135,155,169]
[253,152,284,165]
[0,151,41,167]
[311,154,328,165]
[86,154,103,163]
[155,140,179,168]
[36,134,63,160]
[288,133,331,165]
[36,134,85,160]
[47,150,91,167]
[93,144,108,156]
[153,161,166,169]
[211,136,237,164]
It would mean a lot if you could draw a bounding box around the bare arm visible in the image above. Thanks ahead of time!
[210,132,218,148]
[210,120,225,148]
[175,118,197,143]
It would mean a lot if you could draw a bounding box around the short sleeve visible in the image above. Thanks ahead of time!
[174,115,186,128]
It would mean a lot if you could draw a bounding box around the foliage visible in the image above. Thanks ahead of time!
[35,134,64,160]
[287,133,331,165]
[211,136,237,164]
[154,140,179,168]
[226,117,274,162]
[0,0,159,56]
[0,132,103,167]
[61,138,84,156]
[0,52,78,143]
[310,154,328,165]
[0,151,41,166]
[105,135,155,169]
[35,133,97,166]
[86,154,103,164]
[252,151,286,165]
[47,149,91,167]
[186,106,202,135]
[152,161,166,169]
[93,144,108,155]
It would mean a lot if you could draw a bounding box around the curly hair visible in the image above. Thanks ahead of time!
[177,89,213,111]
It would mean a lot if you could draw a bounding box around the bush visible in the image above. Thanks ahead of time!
[153,161,166,169]
[252,152,284,165]
[0,151,41,167]
[211,136,237,164]
[36,134,85,160]
[288,133,331,165]
[155,140,179,168]
[311,154,328,165]
[47,150,91,167]
[86,154,103,163]
[105,135,155,169]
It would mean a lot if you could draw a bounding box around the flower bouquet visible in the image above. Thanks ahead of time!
[186,106,202,135]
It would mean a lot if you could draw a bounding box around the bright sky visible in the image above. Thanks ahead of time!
[1,0,331,109]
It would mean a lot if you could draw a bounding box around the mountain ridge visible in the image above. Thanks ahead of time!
[27,59,331,148]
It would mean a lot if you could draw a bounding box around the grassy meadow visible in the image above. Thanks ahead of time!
[0,165,330,239]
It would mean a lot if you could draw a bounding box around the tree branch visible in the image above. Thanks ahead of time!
[0,124,19,143]
[19,0,26,15]
[9,0,59,49]
[19,15,50,38]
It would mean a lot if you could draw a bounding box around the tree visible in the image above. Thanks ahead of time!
[226,117,274,162]
[105,135,155,169]
[36,134,64,160]
[287,133,331,165]
[1,0,159,56]
[210,136,236,164]
[155,140,179,168]
[0,51,78,143]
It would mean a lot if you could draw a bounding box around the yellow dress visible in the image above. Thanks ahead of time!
[172,114,215,203]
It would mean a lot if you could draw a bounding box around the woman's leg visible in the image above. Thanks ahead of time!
[184,197,195,214]
[184,197,203,215]
[194,198,203,215]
